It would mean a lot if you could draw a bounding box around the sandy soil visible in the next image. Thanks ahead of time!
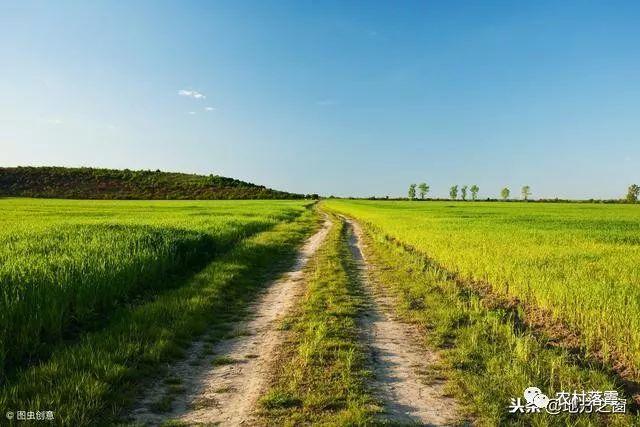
[130,217,332,426]
[344,218,461,426]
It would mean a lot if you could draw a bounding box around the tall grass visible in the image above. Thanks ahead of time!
[0,198,309,378]
[352,220,633,425]
[323,200,640,380]
[0,205,316,425]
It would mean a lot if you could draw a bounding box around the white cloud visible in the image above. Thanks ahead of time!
[204,106,216,111]
[188,111,196,115]
[178,89,206,99]
[316,99,338,106]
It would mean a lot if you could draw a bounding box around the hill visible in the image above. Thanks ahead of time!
[0,166,308,200]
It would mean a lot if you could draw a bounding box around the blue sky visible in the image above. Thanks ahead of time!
[1,1,639,198]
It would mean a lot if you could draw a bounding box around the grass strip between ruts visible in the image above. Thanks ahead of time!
[260,216,377,425]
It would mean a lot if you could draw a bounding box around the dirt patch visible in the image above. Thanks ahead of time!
[345,218,461,426]
[130,217,332,426]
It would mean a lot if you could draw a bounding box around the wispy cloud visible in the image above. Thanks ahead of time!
[316,99,339,106]
[178,89,206,99]
[204,106,216,111]
[187,111,196,115]
[45,118,63,125]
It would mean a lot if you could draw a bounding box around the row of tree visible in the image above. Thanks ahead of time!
[408,183,532,200]
[407,184,640,203]
[446,184,481,200]
[501,186,532,201]
[407,183,431,199]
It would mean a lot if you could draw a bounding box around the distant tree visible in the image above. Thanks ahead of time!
[460,185,468,200]
[418,182,430,199]
[449,185,458,200]
[470,185,479,200]
[627,184,640,203]
[521,185,532,201]
[501,187,510,200]
[408,183,417,200]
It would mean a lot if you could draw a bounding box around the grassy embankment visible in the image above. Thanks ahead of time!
[0,198,315,425]
[260,216,377,425]
[323,200,639,425]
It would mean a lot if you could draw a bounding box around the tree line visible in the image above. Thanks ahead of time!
[407,183,640,203]
[0,166,308,200]
[407,183,531,201]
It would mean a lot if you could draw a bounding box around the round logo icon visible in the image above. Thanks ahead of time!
[533,393,550,408]
[523,386,550,409]
[524,386,542,404]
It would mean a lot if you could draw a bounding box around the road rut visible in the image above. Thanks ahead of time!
[131,218,332,426]
[345,218,460,426]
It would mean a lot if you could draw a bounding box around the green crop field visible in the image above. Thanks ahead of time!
[3,196,639,424]
[0,198,315,423]
[323,200,640,382]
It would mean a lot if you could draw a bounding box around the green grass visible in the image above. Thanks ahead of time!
[259,217,376,425]
[323,200,640,381]
[323,200,640,425]
[0,198,308,377]
[5,196,637,425]
[0,198,316,425]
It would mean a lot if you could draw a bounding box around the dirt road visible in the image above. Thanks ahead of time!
[131,215,460,426]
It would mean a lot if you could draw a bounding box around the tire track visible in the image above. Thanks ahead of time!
[344,217,461,426]
[130,217,332,426]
